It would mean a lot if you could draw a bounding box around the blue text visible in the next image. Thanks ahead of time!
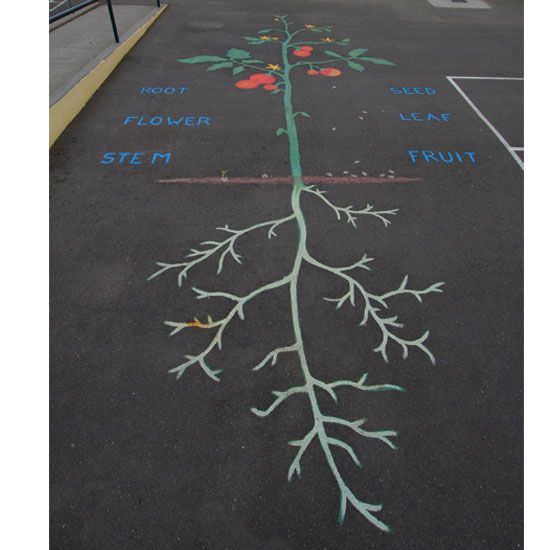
[140,87,188,94]
[408,149,477,164]
[100,152,171,165]
[399,112,451,122]
[390,86,437,95]
[123,115,210,126]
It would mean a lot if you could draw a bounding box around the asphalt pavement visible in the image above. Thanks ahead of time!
[50,0,524,548]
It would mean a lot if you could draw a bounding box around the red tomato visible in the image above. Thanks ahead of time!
[293,50,311,57]
[235,80,260,89]
[306,69,319,75]
[250,74,276,84]
[301,46,314,52]
[263,84,278,91]
[320,68,342,77]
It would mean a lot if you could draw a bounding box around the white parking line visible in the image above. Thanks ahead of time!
[447,76,523,81]
[446,76,524,170]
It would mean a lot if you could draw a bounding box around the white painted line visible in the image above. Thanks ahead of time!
[446,76,524,170]
[448,76,523,81]
[511,147,524,151]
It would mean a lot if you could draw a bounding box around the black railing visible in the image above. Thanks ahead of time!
[49,0,97,23]
[105,0,120,42]
[49,1,162,43]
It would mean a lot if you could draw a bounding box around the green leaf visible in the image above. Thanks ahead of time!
[257,28,272,33]
[348,48,368,57]
[340,38,351,44]
[232,66,245,75]
[226,48,251,59]
[347,61,365,72]
[207,61,234,71]
[275,128,287,137]
[294,111,311,118]
[177,55,226,64]
[359,57,396,66]
[324,50,345,59]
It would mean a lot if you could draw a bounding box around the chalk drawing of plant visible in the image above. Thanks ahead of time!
[149,15,444,532]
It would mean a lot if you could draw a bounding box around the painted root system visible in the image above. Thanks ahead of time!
[149,15,444,532]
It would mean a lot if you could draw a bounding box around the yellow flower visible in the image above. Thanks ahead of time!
[259,35,271,40]
[270,37,280,40]
[305,24,316,29]
[266,64,282,70]
[321,37,335,43]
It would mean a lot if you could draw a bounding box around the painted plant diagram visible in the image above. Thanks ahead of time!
[149,15,444,532]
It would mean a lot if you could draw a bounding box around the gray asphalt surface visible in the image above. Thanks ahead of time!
[50,0,523,547]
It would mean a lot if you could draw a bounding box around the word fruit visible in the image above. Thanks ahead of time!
[408,149,477,164]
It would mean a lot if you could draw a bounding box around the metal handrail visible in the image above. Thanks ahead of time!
[49,0,97,24]
[50,1,162,43]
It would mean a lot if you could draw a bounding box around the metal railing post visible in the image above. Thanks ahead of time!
[106,0,120,43]
[156,0,161,7]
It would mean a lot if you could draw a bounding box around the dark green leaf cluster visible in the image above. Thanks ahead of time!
[178,49,270,74]
[309,25,333,33]
[322,49,395,72]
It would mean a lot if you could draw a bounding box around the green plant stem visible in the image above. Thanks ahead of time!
[281,44,304,186]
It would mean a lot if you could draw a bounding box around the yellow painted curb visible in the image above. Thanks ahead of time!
[50,5,167,147]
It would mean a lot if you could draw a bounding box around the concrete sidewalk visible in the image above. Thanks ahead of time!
[50,4,161,105]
